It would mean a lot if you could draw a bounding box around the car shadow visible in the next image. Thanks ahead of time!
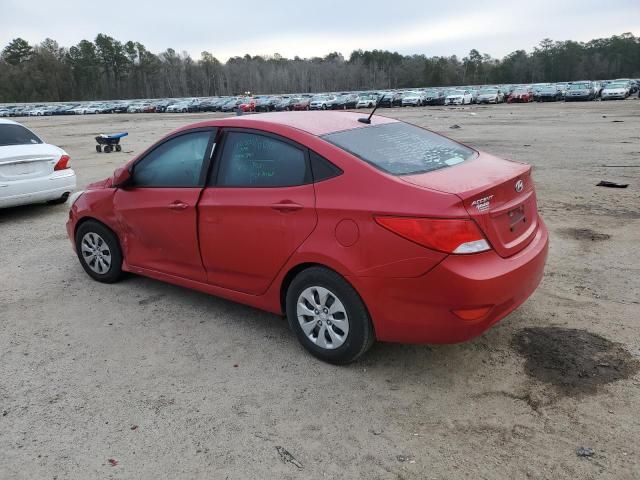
[100,272,517,374]
[0,202,68,223]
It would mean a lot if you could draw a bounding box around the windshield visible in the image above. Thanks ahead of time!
[541,87,557,92]
[479,89,497,94]
[569,83,589,90]
[323,122,474,176]
[606,83,627,88]
[0,124,43,146]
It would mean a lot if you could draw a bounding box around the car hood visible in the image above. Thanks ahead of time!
[604,88,626,93]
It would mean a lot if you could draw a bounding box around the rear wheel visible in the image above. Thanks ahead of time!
[286,267,374,364]
[75,220,124,283]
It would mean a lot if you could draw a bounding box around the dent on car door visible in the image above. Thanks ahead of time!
[198,129,318,295]
[113,129,216,281]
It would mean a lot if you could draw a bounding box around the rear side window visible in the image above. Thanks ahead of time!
[310,151,342,182]
[216,131,309,187]
[323,122,474,176]
[0,124,42,146]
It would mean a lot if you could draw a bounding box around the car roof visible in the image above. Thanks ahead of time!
[0,118,19,125]
[183,111,399,136]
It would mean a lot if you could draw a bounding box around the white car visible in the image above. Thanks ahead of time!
[445,89,473,105]
[601,82,630,100]
[356,95,377,109]
[71,105,88,115]
[0,119,76,208]
[401,92,425,107]
[476,89,504,104]
[309,96,334,110]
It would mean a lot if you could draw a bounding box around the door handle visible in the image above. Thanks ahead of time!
[168,201,189,210]
[271,201,303,213]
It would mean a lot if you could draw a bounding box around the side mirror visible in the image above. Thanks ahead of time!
[112,166,132,188]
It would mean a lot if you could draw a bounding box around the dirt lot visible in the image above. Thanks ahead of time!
[1,100,639,479]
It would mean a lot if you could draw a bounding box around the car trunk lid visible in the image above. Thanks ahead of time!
[0,144,60,181]
[401,152,539,258]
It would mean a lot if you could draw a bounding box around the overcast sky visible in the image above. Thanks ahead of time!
[2,0,638,61]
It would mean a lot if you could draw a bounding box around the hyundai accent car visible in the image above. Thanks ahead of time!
[66,111,548,364]
[1,119,76,208]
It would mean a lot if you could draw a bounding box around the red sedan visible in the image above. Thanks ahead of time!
[238,98,256,112]
[292,98,311,111]
[507,88,534,103]
[67,112,548,363]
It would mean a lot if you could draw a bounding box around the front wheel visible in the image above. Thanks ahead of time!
[286,267,374,364]
[75,220,124,283]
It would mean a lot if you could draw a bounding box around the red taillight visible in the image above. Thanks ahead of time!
[54,155,70,171]
[374,216,491,254]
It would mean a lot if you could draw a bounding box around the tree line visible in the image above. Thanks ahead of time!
[1,32,639,103]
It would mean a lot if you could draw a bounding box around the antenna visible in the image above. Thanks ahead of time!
[358,92,384,124]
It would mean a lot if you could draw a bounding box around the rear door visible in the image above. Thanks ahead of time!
[113,128,216,281]
[198,129,317,295]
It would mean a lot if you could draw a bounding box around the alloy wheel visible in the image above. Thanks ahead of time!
[81,232,112,274]
[296,286,349,350]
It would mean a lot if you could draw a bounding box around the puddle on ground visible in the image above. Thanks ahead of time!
[512,327,639,395]
[557,228,611,242]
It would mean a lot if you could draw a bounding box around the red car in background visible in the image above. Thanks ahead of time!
[292,97,311,110]
[507,88,534,103]
[66,112,548,364]
[238,98,256,112]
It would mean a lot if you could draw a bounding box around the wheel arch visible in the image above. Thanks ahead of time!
[74,216,123,251]
[278,262,375,337]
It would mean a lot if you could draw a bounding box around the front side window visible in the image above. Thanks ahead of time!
[323,122,475,176]
[0,124,42,146]
[132,131,212,187]
[216,131,309,187]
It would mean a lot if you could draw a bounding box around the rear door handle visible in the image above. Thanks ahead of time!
[271,201,303,213]
[168,201,189,210]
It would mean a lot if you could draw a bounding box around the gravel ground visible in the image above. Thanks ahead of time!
[1,100,639,479]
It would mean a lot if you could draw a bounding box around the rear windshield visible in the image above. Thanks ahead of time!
[0,124,43,146]
[323,122,474,175]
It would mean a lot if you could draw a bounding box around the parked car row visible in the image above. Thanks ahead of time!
[1,79,637,118]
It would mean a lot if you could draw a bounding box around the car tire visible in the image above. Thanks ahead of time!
[75,220,124,284]
[47,192,70,205]
[286,266,375,364]
[96,145,102,153]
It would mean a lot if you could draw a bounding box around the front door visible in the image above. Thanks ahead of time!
[113,129,215,281]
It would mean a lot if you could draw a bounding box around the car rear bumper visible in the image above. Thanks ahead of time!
[0,170,76,208]
[352,218,548,344]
